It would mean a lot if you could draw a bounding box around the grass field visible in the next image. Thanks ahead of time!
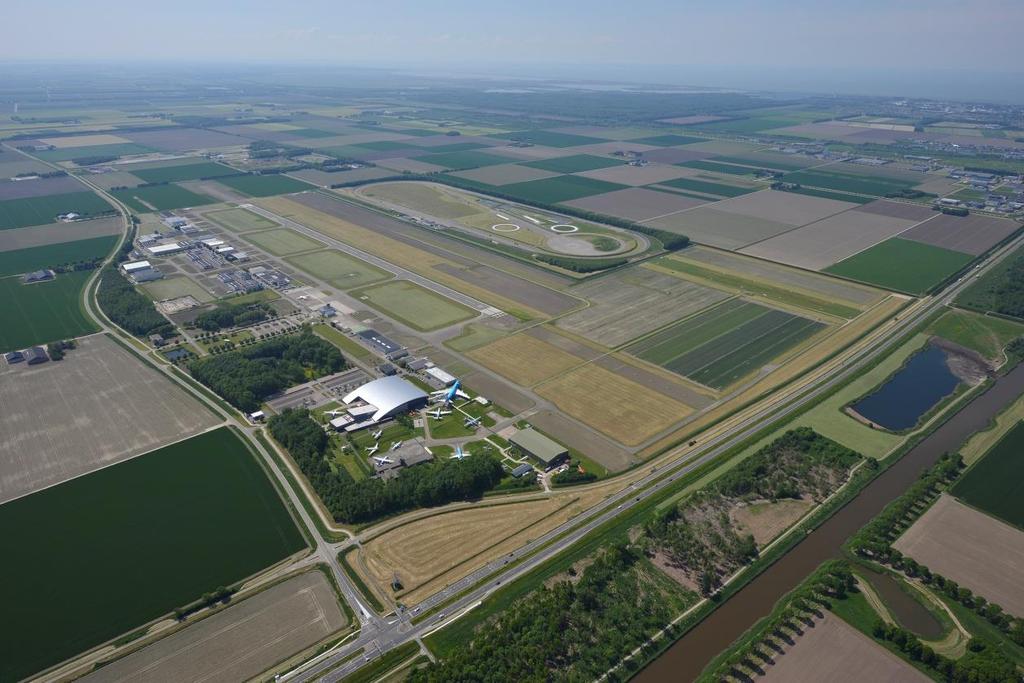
[0,271,98,350]
[412,150,513,170]
[633,134,704,146]
[34,142,154,162]
[0,234,117,277]
[242,228,325,256]
[204,207,279,232]
[783,169,915,196]
[656,176,757,198]
[111,184,216,212]
[952,421,1024,528]
[312,323,372,360]
[826,238,973,294]
[0,427,305,682]
[925,308,1024,361]
[214,174,313,197]
[521,154,624,173]
[489,130,605,147]
[131,162,238,184]
[679,159,763,175]
[713,154,814,172]
[0,191,113,229]
[627,299,824,389]
[350,280,476,331]
[780,186,875,204]
[955,241,1024,316]
[140,276,214,302]
[285,249,392,289]
[499,175,628,204]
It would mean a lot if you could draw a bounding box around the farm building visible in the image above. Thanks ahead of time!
[4,350,25,364]
[22,269,55,283]
[511,463,534,478]
[24,346,49,365]
[342,376,428,423]
[509,429,569,469]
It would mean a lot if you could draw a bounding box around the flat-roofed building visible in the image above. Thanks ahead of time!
[509,428,569,470]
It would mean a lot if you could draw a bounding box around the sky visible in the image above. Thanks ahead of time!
[4,0,1022,100]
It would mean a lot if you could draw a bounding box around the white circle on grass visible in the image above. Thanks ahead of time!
[550,224,578,233]
[492,223,521,232]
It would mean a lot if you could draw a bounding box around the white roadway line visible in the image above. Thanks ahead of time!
[240,201,504,318]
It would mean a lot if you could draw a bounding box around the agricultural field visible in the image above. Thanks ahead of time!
[213,173,313,197]
[899,212,1020,256]
[626,299,824,389]
[0,271,98,350]
[140,275,214,302]
[565,186,705,222]
[0,234,117,277]
[781,168,917,196]
[285,249,392,289]
[496,174,628,204]
[412,150,514,170]
[350,280,476,331]
[488,130,605,147]
[924,307,1024,362]
[0,175,85,200]
[0,191,113,229]
[825,238,973,294]
[466,330,588,387]
[33,142,155,162]
[521,154,624,173]
[951,421,1024,528]
[656,176,758,198]
[0,427,305,682]
[111,184,216,212]
[131,161,238,184]
[646,205,793,249]
[203,206,279,232]
[894,494,1024,618]
[450,162,561,186]
[0,334,219,504]
[242,227,326,255]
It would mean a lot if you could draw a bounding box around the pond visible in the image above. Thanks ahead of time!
[851,344,961,431]
[858,566,945,639]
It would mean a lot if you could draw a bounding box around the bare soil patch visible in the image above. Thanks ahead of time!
[731,498,813,546]
[900,212,1019,256]
[565,186,704,220]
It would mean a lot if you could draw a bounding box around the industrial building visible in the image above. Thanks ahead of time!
[373,441,434,480]
[509,428,569,469]
[147,242,183,256]
[356,329,403,357]
[342,375,428,424]
[121,260,151,274]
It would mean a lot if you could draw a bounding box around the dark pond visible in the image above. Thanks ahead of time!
[858,566,944,639]
[851,344,961,431]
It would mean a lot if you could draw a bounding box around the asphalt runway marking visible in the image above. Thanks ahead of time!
[550,224,579,233]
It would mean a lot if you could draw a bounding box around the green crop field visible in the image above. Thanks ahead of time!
[0,427,305,682]
[0,271,98,351]
[522,154,624,173]
[826,238,973,294]
[351,140,415,151]
[679,159,763,176]
[0,191,114,230]
[0,234,117,277]
[780,186,874,204]
[214,174,312,197]
[34,142,155,162]
[131,161,238,184]
[351,280,475,331]
[632,134,704,146]
[499,175,628,204]
[952,420,1024,528]
[692,117,804,133]
[285,249,391,289]
[628,299,823,389]
[204,206,279,232]
[488,130,606,147]
[657,176,757,198]
[284,128,336,138]
[714,155,815,172]
[782,169,915,196]
[242,228,325,256]
[411,142,488,153]
[111,184,216,212]
[925,308,1024,360]
[412,150,513,170]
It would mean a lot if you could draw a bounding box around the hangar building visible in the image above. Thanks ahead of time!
[509,428,569,469]
[342,376,428,423]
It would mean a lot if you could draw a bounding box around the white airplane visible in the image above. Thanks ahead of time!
[324,409,346,417]
[390,440,403,451]
[428,406,452,419]
[371,455,394,466]
[371,429,383,440]
[450,445,471,461]
[366,443,381,456]
[464,415,482,428]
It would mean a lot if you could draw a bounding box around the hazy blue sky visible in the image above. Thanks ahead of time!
[4,0,1021,98]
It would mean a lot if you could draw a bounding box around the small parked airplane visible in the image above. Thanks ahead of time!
[428,406,452,419]
[450,445,471,461]
[324,409,345,417]
[464,415,482,428]
[365,443,381,456]
[390,440,403,451]
[371,429,383,440]
[371,455,394,466]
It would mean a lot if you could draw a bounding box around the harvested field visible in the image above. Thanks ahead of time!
[0,334,218,504]
[536,363,693,445]
[432,263,578,317]
[594,354,713,408]
[527,409,635,472]
[111,184,215,212]
[0,427,305,683]
[285,249,391,289]
[951,420,1024,527]
[0,158,51,177]
[564,187,705,221]
[0,175,84,200]
[289,167,397,186]
[639,148,714,164]
[759,611,930,683]
[633,134,705,146]
[141,276,214,302]
[131,161,237,184]
[709,189,857,226]
[899,212,1019,256]
[853,199,936,221]
[490,130,606,147]
[825,238,973,294]
[0,271,98,350]
[521,154,624,173]
[499,175,629,204]
[81,571,347,683]
[87,171,145,190]
[242,228,325,256]
[467,332,586,386]
[656,176,758,198]
[731,498,813,546]
[556,268,730,347]
[576,162,694,186]
[121,127,249,152]
[0,191,113,230]
[644,206,795,249]
[741,210,923,271]
[37,133,130,148]
[449,162,560,186]
[459,367,535,414]
[0,215,120,253]
[351,280,476,331]
[0,234,118,277]
[34,143,154,163]
[894,494,1024,617]
[373,157,449,174]
[204,206,279,232]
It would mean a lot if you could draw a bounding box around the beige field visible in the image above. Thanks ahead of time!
[467,332,587,386]
[536,363,693,445]
[894,494,1024,617]
[731,498,813,546]
[38,133,131,148]
[255,195,548,318]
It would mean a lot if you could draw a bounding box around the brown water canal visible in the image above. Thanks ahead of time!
[636,363,1024,683]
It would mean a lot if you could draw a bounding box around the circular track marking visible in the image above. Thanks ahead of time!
[491,223,521,232]
[550,224,578,233]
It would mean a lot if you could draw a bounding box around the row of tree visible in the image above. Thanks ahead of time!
[96,266,173,337]
[191,301,273,332]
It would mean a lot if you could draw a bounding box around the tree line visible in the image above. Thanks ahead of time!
[97,265,172,337]
[192,301,273,332]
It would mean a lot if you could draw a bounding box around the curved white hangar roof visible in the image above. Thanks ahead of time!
[343,376,428,422]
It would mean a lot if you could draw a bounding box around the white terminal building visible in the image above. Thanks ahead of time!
[121,260,151,274]
[341,376,428,425]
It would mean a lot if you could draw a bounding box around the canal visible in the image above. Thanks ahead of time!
[635,362,1024,682]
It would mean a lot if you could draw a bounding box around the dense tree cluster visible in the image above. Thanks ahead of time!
[552,466,598,487]
[534,254,628,273]
[975,252,1024,318]
[189,330,344,412]
[192,301,273,332]
[874,626,1017,682]
[97,266,172,337]
[408,545,683,683]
